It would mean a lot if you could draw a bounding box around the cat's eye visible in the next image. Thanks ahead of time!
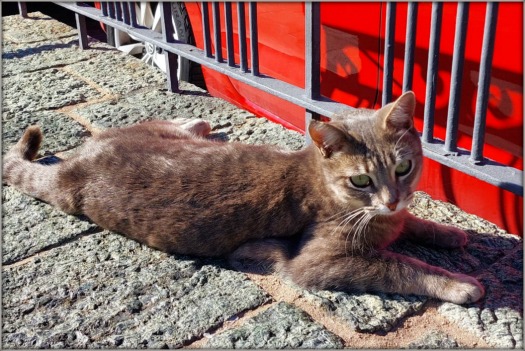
[350,174,372,188]
[395,160,412,177]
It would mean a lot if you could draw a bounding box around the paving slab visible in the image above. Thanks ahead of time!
[2,68,103,118]
[2,187,99,265]
[303,290,426,333]
[64,49,167,96]
[2,110,87,153]
[2,37,113,77]
[2,12,78,44]
[408,331,459,349]
[437,245,523,349]
[2,231,269,348]
[205,302,344,349]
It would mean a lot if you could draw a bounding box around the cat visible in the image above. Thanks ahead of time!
[3,91,484,304]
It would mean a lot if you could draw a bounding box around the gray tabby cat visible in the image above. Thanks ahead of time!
[3,91,484,304]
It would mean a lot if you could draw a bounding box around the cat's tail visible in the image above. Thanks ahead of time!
[228,238,291,274]
[3,125,43,184]
[2,126,73,211]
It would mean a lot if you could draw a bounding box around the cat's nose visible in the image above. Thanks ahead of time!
[387,201,399,212]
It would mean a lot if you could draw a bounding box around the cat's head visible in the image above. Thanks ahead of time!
[309,91,422,216]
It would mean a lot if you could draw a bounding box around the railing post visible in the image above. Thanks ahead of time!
[212,2,223,63]
[201,2,212,58]
[305,2,321,144]
[224,3,235,67]
[444,2,469,154]
[249,2,259,76]
[237,2,248,72]
[470,2,499,164]
[382,2,396,106]
[18,2,28,18]
[75,2,89,50]
[422,2,443,143]
[160,2,180,93]
[402,2,418,92]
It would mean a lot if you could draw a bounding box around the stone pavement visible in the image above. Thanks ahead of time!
[1,12,522,349]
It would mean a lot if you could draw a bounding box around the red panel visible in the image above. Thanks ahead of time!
[418,158,523,236]
[185,2,523,235]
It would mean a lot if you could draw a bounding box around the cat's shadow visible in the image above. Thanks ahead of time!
[389,230,522,312]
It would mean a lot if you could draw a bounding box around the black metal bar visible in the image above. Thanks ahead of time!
[129,2,137,27]
[422,2,443,143]
[75,2,89,50]
[224,3,235,67]
[201,2,212,58]
[115,2,123,21]
[382,2,396,106]
[101,2,108,17]
[305,2,321,100]
[444,2,469,153]
[402,2,418,92]
[122,2,131,25]
[237,2,248,72]
[249,2,259,76]
[212,2,223,62]
[108,2,115,19]
[160,2,180,93]
[305,2,321,144]
[18,2,28,18]
[470,2,499,164]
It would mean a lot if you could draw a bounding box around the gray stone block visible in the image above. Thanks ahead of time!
[303,289,426,333]
[2,68,102,118]
[2,12,78,44]
[407,331,459,349]
[2,38,113,77]
[2,187,99,265]
[205,302,344,348]
[2,110,87,154]
[2,231,269,348]
[408,192,509,236]
[64,51,167,96]
[437,246,523,349]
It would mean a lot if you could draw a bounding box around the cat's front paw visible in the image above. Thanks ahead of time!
[441,273,485,304]
[433,224,468,249]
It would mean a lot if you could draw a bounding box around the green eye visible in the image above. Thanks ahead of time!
[350,174,372,188]
[395,160,412,176]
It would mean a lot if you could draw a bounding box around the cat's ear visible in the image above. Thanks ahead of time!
[382,91,416,131]
[308,120,348,158]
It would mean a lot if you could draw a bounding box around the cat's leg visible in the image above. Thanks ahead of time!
[401,212,467,248]
[283,234,484,304]
[99,119,211,140]
[168,118,212,137]
[228,238,291,273]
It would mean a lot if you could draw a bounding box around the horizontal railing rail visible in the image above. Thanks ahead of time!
[20,2,522,196]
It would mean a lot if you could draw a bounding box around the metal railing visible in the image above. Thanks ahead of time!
[19,2,523,196]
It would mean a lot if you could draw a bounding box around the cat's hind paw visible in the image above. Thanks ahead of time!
[171,118,211,137]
